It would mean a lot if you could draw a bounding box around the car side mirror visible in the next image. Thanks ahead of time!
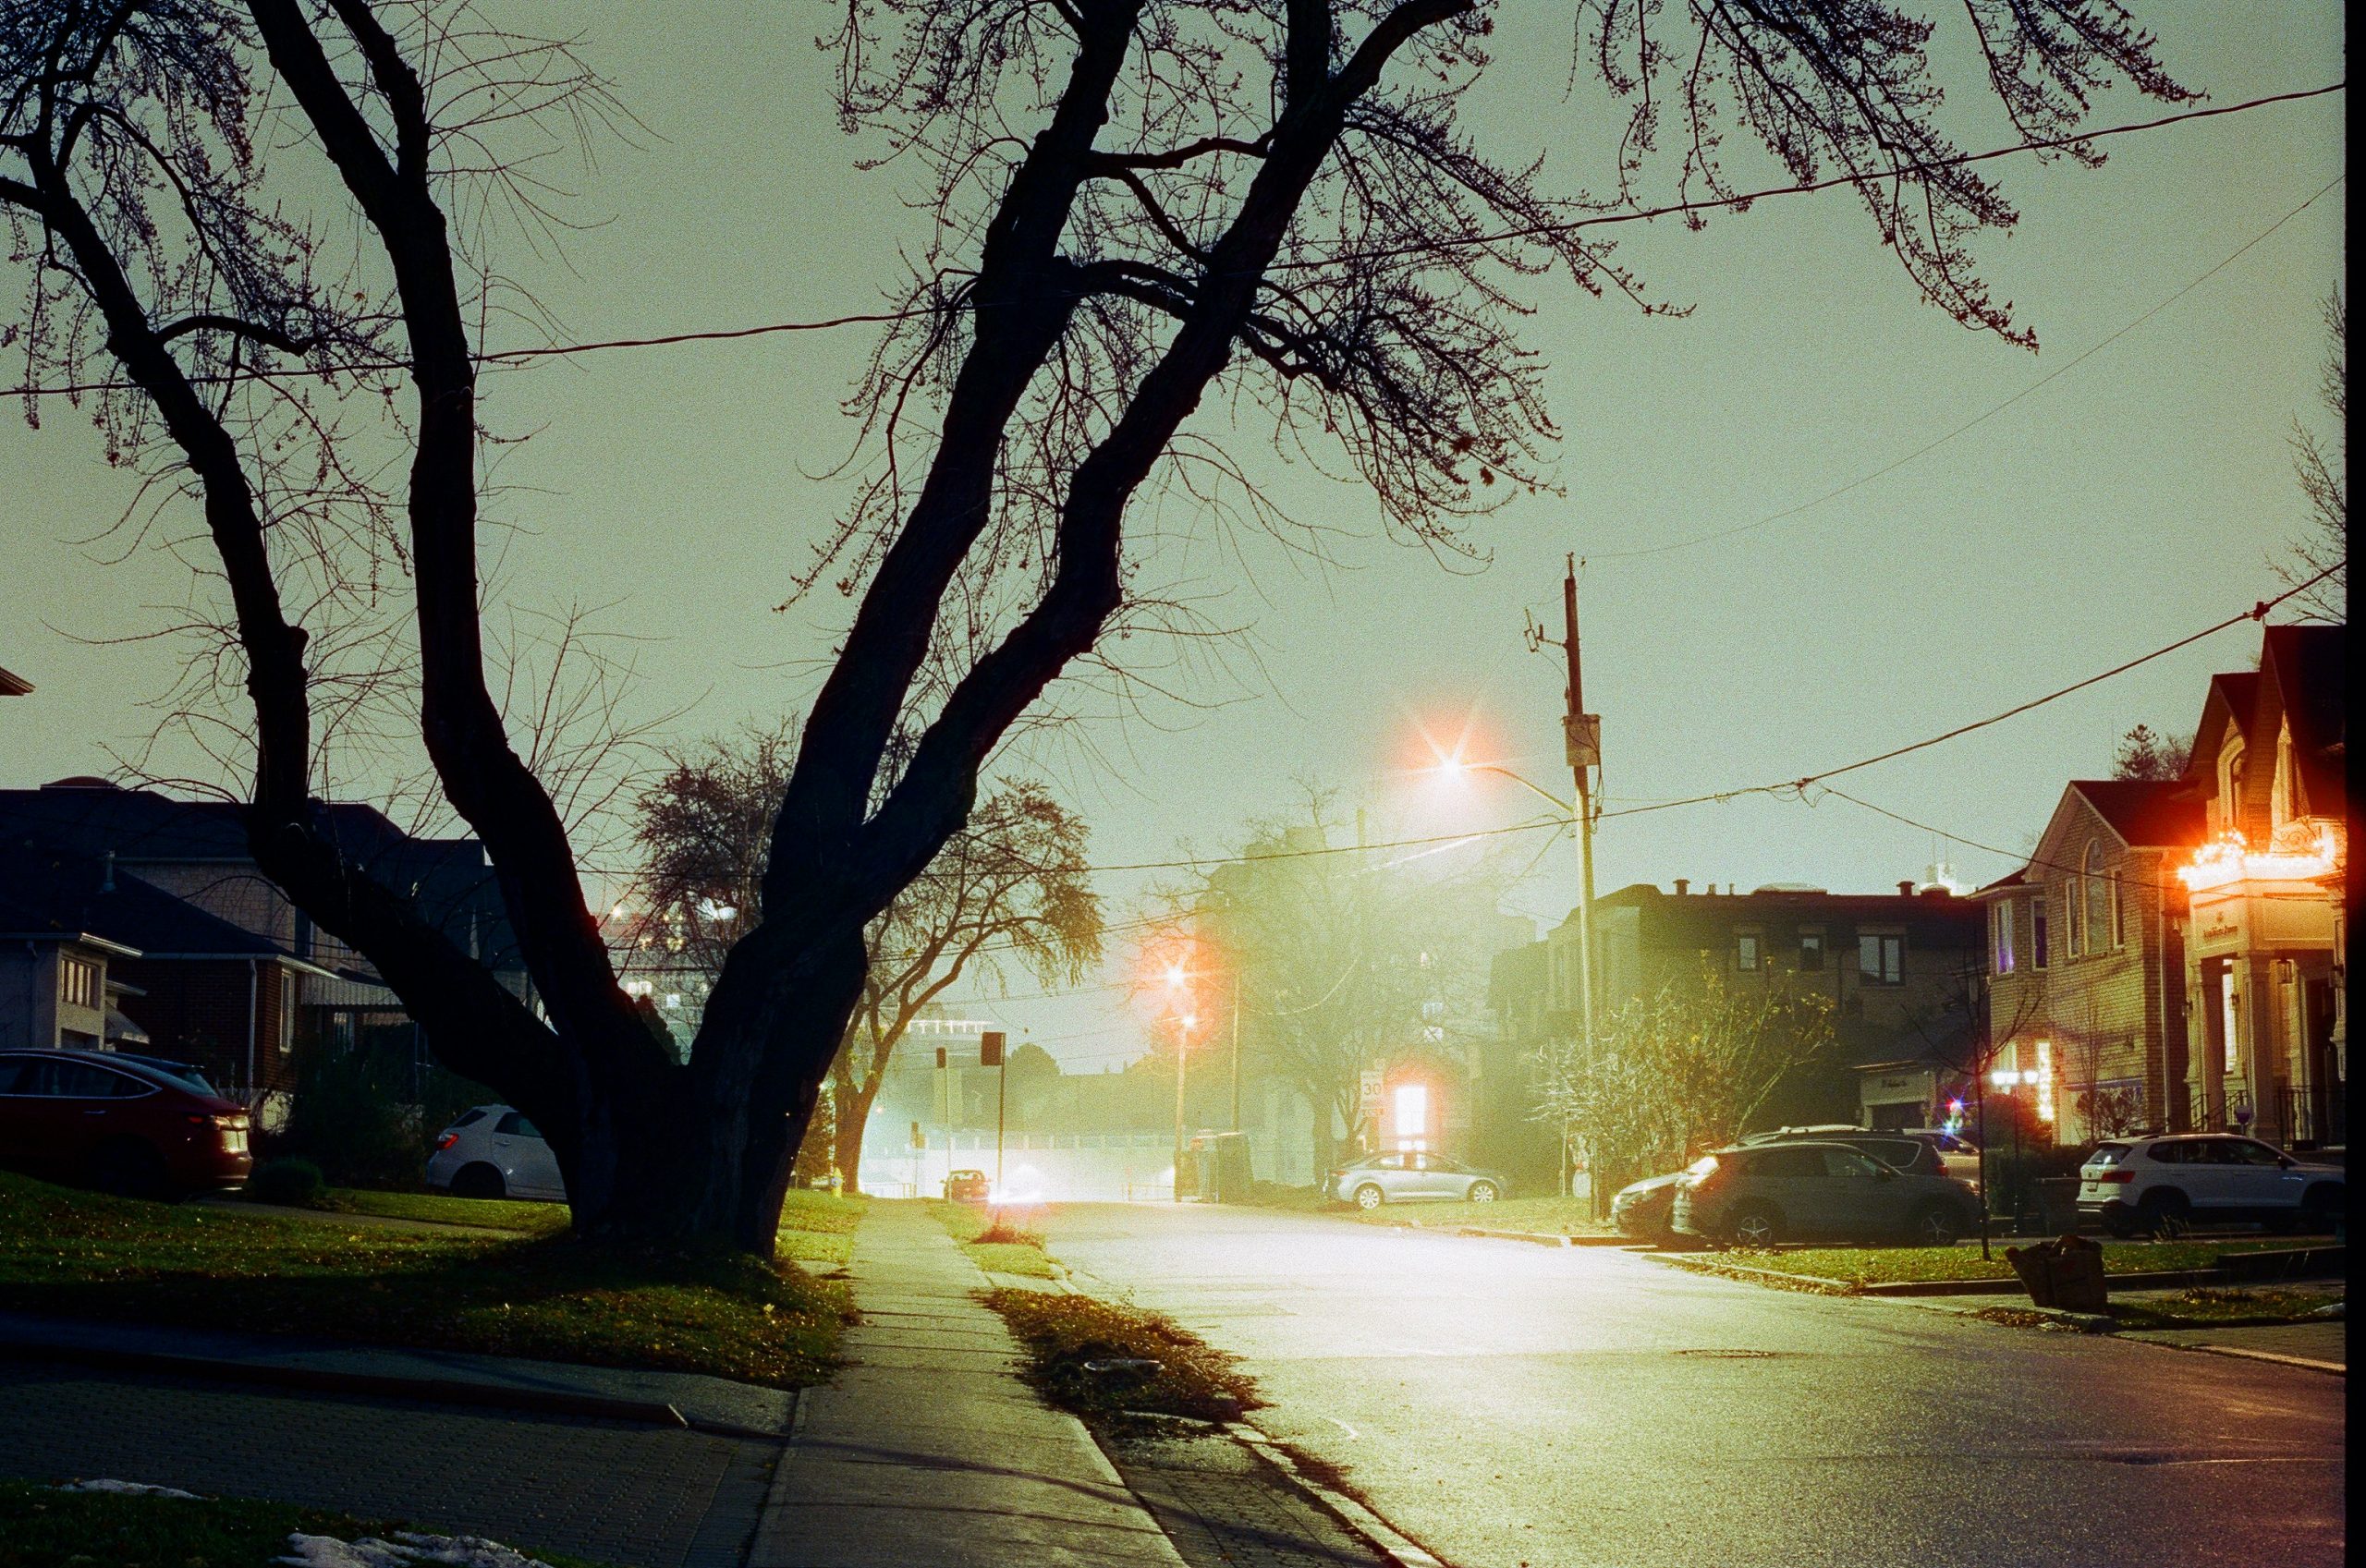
[2277,1156,2295,1169]
[1875,1167,1896,1180]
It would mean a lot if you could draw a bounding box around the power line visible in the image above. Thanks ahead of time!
[1266,82,2347,275]
[0,83,2337,402]
[1586,170,2348,561]
[1814,785,2187,895]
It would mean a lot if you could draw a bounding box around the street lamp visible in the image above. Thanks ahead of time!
[1427,746,1601,1207]
[1165,958,1195,1203]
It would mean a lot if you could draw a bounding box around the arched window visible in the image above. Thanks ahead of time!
[2082,840,2114,952]
[2215,736,2246,837]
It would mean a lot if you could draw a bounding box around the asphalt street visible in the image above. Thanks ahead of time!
[1035,1203,2346,1568]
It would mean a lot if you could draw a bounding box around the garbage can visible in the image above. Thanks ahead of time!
[2006,1234,2108,1313]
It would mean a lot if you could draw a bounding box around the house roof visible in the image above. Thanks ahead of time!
[0,667,30,698]
[2064,779,2202,850]
[0,840,296,960]
[2262,623,2347,812]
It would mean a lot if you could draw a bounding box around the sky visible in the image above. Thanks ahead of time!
[0,2,2347,1073]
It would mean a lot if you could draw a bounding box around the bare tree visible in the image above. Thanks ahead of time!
[633,729,1100,1189]
[1550,964,1838,1200]
[1,1,2191,1251]
[2275,290,2347,623]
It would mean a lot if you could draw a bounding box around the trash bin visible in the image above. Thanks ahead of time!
[2005,1234,2108,1313]
[1187,1131,1254,1202]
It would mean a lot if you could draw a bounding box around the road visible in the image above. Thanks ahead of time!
[1035,1203,2345,1568]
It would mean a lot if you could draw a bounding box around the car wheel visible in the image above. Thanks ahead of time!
[2299,1184,2344,1232]
[1353,1183,1385,1211]
[1467,1181,1499,1204]
[1726,1203,1779,1248]
[2139,1186,2190,1238]
[451,1162,506,1201]
[90,1139,169,1201]
[1908,1201,1964,1247]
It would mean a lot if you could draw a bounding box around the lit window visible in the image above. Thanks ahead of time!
[1992,901,2016,975]
[1798,930,1823,971]
[1393,1083,1428,1144]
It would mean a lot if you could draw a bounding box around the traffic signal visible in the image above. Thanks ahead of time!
[981,1030,1006,1068]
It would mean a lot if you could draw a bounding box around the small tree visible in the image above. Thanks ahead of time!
[1554,966,1839,1200]
[633,729,1101,1190]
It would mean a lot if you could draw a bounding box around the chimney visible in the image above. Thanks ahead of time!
[1674,878,1689,896]
[1896,880,1914,897]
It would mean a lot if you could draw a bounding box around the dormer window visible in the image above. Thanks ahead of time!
[2214,735,2246,838]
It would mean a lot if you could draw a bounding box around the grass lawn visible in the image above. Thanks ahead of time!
[1720,1237,2300,1289]
[925,1199,1058,1277]
[1351,1194,1616,1235]
[2106,1287,2345,1331]
[0,1171,848,1389]
[0,1479,612,1567]
[979,1288,1260,1424]
[235,1184,861,1265]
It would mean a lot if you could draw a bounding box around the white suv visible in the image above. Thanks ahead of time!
[2078,1133,2343,1236]
[425,1104,567,1202]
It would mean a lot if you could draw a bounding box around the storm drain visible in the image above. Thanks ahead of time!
[1672,1348,1792,1359]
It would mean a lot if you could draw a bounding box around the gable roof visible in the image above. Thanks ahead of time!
[2063,779,2202,850]
[0,839,298,960]
[2261,623,2347,812]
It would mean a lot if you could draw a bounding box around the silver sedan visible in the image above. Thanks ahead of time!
[1327,1152,1509,1209]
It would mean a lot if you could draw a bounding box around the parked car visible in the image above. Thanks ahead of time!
[425,1104,566,1201]
[1610,1171,1686,1241]
[1326,1152,1507,1209]
[1739,1125,1953,1182]
[944,1169,990,1202]
[2078,1133,2345,1236]
[1898,1129,1982,1187]
[1673,1140,1982,1246]
[0,1047,250,1197]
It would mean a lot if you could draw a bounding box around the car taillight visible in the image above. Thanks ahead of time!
[435,1132,461,1151]
[186,1112,248,1131]
[2091,1170,2134,1184]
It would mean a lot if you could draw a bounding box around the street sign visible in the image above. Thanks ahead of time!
[981,1030,1006,1067]
[909,1120,924,1150]
[1359,1068,1384,1118]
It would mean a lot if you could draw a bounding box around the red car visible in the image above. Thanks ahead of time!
[0,1048,251,1197]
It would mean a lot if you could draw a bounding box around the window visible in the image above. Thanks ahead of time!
[1991,901,2015,975]
[1798,930,1824,971]
[1393,1082,1429,1143]
[58,956,99,1010]
[2218,968,2240,1074]
[494,1111,544,1139]
[279,971,296,1055]
[1735,932,1762,972]
[1858,933,1903,985]
[2147,1140,2195,1164]
[1749,1147,1824,1178]
[2031,899,2048,969]
[1821,1149,1882,1179]
[2081,841,2116,954]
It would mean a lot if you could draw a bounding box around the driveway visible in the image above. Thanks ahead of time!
[1035,1202,2345,1568]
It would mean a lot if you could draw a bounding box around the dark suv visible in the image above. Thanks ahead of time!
[1740,1125,1951,1181]
[0,1048,251,1197]
[1674,1140,1982,1246]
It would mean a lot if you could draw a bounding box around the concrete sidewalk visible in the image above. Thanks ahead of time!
[753,1203,1184,1568]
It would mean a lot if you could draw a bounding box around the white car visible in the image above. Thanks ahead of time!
[2078,1133,2343,1236]
[425,1104,567,1202]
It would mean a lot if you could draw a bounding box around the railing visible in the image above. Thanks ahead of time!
[2279,1083,2347,1149]
[2187,1087,2253,1135]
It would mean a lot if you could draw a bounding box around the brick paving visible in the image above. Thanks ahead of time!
[0,1360,776,1567]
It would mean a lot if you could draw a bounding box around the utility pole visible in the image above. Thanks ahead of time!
[1532,554,1603,1211]
[1229,971,1243,1133]
[1173,1017,1189,1201]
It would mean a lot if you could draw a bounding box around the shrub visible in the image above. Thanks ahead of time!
[247,1157,326,1208]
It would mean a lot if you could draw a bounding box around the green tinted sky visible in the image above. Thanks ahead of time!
[0,3,2346,1065]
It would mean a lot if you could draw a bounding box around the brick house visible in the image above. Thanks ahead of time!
[0,778,527,1124]
[1972,780,2201,1144]
[1486,881,1987,1161]
[2174,624,2346,1148]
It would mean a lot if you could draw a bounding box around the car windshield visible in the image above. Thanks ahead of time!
[2087,1142,2131,1167]
[116,1055,217,1096]
[1684,1154,1720,1178]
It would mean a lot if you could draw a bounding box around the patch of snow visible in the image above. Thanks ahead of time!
[55,1479,203,1499]
[275,1531,559,1568]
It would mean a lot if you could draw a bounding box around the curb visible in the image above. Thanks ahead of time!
[1224,1422,1448,1568]
[1653,1253,2334,1300]
[2118,1339,2346,1377]
[0,1337,792,1438]
[1379,1220,1630,1247]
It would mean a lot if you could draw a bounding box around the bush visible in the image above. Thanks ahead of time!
[273,1039,496,1190]
[247,1157,326,1208]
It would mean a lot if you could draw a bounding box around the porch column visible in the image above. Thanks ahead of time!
[2241,954,2282,1144]
[2195,963,2223,1131]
